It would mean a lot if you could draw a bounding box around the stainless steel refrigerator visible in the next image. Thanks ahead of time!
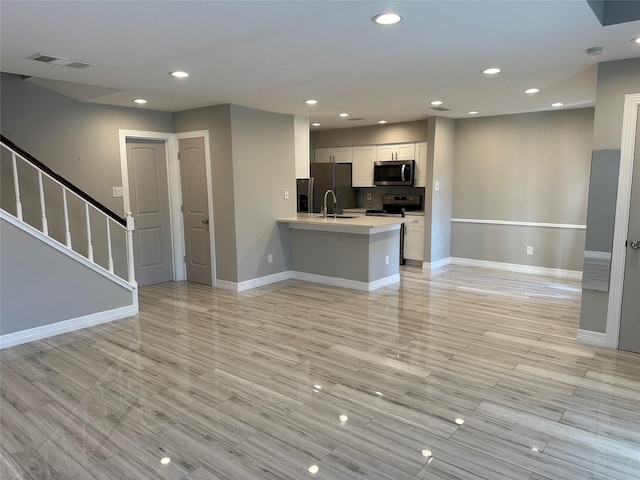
[296,163,357,214]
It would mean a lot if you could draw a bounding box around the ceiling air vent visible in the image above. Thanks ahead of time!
[29,53,94,69]
[347,117,365,121]
[430,106,450,112]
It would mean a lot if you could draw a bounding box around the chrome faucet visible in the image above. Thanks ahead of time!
[323,189,337,218]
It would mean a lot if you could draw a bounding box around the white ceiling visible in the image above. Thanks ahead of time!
[1,1,639,130]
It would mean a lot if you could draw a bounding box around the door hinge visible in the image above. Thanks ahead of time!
[177,152,181,160]
[183,255,186,262]
[180,205,183,212]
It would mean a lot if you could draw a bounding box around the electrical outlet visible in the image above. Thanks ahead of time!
[112,186,123,198]
[284,190,289,200]
[526,246,533,255]
[267,253,274,264]
[435,181,440,191]
[385,255,390,265]
[367,193,372,201]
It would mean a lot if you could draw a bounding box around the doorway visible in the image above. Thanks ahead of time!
[606,93,640,350]
[618,104,640,353]
[126,140,173,286]
[119,129,215,287]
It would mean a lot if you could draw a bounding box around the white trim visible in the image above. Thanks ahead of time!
[422,257,451,270]
[450,257,582,280]
[174,131,216,285]
[0,304,137,349]
[118,130,185,281]
[451,218,586,230]
[606,93,640,349]
[1,210,134,291]
[291,271,400,291]
[576,329,608,347]
[215,271,292,292]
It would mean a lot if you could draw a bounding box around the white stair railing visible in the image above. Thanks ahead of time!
[1,136,136,286]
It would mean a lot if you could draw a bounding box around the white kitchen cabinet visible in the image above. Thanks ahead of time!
[376,143,416,162]
[404,215,425,261]
[314,146,353,163]
[352,145,376,187]
[414,142,428,187]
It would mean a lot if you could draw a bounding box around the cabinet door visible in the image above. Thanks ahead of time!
[376,144,396,161]
[314,148,333,163]
[396,143,416,161]
[333,146,353,163]
[414,142,428,187]
[352,145,376,187]
[404,218,425,261]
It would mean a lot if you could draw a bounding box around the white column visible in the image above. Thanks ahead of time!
[62,189,72,248]
[38,171,48,235]
[126,212,136,284]
[11,153,23,221]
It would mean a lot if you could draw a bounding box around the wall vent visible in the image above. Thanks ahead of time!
[430,106,450,112]
[29,53,94,69]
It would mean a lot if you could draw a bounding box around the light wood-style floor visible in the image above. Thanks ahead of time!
[2,265,640,480]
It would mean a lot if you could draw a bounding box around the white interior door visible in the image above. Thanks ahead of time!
[126,140,174,286]
[178,137,212,286]
[619,105,640,353]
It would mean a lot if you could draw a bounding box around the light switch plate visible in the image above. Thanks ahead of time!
[284,190,289,200]
[112,186,123,198]
[434,181,440,191]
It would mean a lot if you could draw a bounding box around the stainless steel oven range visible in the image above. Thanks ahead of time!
[365,194,421,265]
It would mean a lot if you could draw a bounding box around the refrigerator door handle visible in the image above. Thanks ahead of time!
[308,177,314,213]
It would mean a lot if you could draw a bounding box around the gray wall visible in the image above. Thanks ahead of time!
[1,217,133,335]
[229,105,296,283]
[174,104,297,284]
[427,117,455,263]
[580,58,640,333]
[311,120,428,148]
[451,108,594,270]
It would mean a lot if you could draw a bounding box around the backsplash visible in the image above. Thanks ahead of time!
[356,186,426,210]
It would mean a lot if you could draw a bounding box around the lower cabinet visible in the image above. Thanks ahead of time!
[404,216,425,261]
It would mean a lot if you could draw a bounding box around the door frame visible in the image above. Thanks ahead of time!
[118,130,185,281]
[174,130,216,286]
[606,93,640,348]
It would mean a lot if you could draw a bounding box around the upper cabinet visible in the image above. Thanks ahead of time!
[352,145,376,187]
[414,142,428,187]
[314,146,353,163]
[376,143,415,162]
[294,115,310,179]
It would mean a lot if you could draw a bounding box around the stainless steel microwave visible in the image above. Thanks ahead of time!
[373,160,415,186]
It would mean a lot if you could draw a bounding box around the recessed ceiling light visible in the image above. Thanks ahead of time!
[632,36,640,44]
[305,99,318,105]
[430,100,443,106]
[338,113,350,117]
[482,67,501,75]
[372,13,402,25]
[524,88,540,94]
[378,120,388,124]
[468,111,479,115]
[133,99,147,104]
[169,71,190,78]
[311,122,321,127]
[551,102,564,107]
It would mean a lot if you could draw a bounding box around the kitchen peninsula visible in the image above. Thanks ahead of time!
[277,213,408,291]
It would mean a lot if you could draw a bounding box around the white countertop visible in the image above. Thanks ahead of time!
[277,213,410,235]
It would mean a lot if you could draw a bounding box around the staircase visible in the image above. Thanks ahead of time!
[1,135,138,348]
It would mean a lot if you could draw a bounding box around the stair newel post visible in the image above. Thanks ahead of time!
[11,152,23,221]
[125,212,136,284]
[85,203,93,262]
[38,171,48,235]
[106,217,114,273]
[62,188,72,248]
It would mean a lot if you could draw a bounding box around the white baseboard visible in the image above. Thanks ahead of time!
[576,329,608,347]
[215,271,292,292]
[291,271,400,291]
[450,257,583,280]
[0,304,138,349]
[422,257,451,270]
